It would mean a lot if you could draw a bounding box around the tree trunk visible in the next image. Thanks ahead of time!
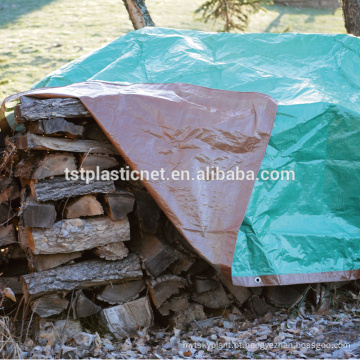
[342,0,360,36]
[122,0,155,29]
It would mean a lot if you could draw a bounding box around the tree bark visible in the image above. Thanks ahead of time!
[22,254,142,298]
[122,0,155,29]
[342,0,360,36]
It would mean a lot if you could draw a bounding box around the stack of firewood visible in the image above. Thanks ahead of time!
[0,96,254,339]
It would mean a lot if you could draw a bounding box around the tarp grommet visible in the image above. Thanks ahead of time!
[255,277,261,284]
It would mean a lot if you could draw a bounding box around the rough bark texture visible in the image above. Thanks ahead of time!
[29,216,130,254]
[17,133,117,154]
[122,0,155,29]
[31,176,115,202]
[342,0,360,36]
[15,97,91,123]
[100,296,153,339]
[22,254,142,298]
[28,118,84,137]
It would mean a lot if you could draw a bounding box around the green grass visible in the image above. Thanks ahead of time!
[0,0,346,99]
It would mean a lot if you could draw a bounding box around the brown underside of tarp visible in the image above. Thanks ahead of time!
[2,81,278,281]
[233,269,360,287]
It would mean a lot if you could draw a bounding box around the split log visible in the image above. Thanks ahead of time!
[93,242,129,261]
[98,280,144,305]
[148,275,186,308]
[79,154,118,171]
[220,274,254,305]
[100,296,153,339]
[0,277,23,295]
[30,176,115,202]
[15,97,91,123]
[16,133,117,154]
[84,123,109,141]
[28,217,130,254]
[20,199,56,228]
[31,294,69,318]
[247,295,277,317]
[104,190,135,220]
[157,296,189,316]
[169,303,206,330]
[15,153,77,180]
[263,285,307,308]
[39,319,82,346]
[192,284,231,309]
[33,252,83,272]
[193,277,220,294]
[22,253,142,299]
[129,231,177,278]
[169,249,196,275]
[28,118,84,137]
[72,290,101,319]
[0,177,20,203]
[133,190,161,233]
[18,226,32,250]
[0,203,13,225]
[0,225,17,247]
[64,195,104,218]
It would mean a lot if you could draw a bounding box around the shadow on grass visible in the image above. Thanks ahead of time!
[0,0,58,28]
[264,4,339,32]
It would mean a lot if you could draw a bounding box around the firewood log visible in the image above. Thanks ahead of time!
[64,195,104,218]
[0,225,17,247]
[103,190,134,220]
[28,216,130,254]
[128,230,177,278]
[15,153,77,180]
[22,254,142,299]
[78,154,118,171]
[148,275,186,308]
[17,133,117,154]
[30,176,115,202]
[97,280,145,305]
[100,296,153,339]
[31,293,69,318]
[28,118,84,138]
[72,290,101,319]
[15,97,91,123]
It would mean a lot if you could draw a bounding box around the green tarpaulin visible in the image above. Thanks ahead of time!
[34,28,360,286]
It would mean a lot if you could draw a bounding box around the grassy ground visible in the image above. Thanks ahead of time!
[0,0,346,99]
